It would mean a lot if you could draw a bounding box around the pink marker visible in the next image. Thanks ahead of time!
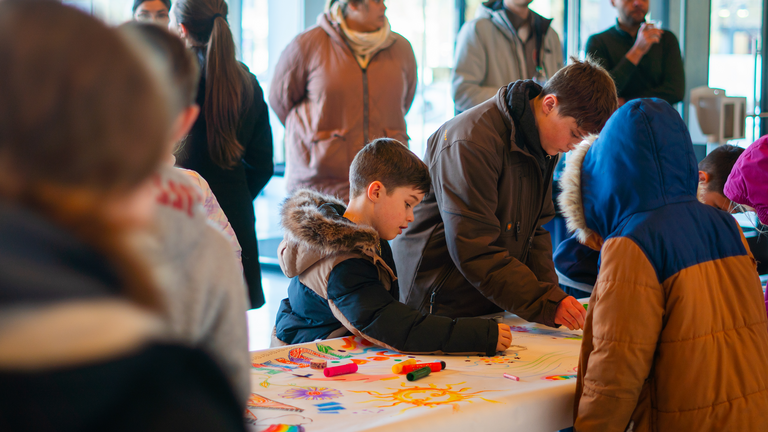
[503,373,520,381]
[323,363,358,377]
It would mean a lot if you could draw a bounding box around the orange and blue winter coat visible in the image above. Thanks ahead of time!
[558,99,768,432]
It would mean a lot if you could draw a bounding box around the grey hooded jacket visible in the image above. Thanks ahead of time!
[452,1,564,112]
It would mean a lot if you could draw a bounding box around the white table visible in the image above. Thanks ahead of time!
[246,311,584,432]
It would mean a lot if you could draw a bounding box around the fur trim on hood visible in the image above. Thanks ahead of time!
[558,135,598,247]
[279,189,380,277]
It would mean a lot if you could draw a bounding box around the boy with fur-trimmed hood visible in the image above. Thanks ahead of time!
[560,99,768,431]
[273,139,512,355]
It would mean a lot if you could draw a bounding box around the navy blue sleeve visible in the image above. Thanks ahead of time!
[327,258,498,355]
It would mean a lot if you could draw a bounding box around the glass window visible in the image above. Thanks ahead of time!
[578,0,618,57]
[387,0,456,158]
[709,0,763,146]
[62,0,134,25]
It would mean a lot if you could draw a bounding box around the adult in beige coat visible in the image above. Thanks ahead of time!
[270,0,417,201]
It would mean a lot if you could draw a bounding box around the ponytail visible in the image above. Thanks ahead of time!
[172,0,253,170]
[205,14,253,168]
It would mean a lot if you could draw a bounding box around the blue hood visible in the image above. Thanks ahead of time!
[580,98,698,240]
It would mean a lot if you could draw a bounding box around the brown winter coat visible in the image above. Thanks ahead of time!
[269,13,418,201]
[391,86,567,326]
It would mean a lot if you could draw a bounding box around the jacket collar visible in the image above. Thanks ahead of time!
[318,12,397,61]
[279,189,382,277]
[478,1,552,43]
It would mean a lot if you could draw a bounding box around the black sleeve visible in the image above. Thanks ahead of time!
[327,259,498,355]
[640,33,686,105]
[585,34,638,96]
[242,76,274,199]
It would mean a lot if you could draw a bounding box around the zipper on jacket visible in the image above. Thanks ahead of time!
[421,267,455,315]
[362,69,369,144]
[515,221,521,241]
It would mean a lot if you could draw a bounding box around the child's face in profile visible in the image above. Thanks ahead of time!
[697,182,735,213]
[371,185,425,241]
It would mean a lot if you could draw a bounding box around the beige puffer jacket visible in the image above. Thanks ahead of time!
[269,12,417,201]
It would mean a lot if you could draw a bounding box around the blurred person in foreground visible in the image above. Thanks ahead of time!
[0,2,246,431]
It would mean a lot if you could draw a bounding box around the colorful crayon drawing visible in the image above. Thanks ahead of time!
[280,386,343,401]
[309,373,399,383]
[508,325,583,340]
[253,346,350,372]
[314,402,346,414]
[262,425,306,432]
[247,393,304,412]
[352,382,499,413]
[543,374,578,380]
[335,337,408,364]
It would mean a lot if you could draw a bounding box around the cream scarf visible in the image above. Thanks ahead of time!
[331,2,391,69]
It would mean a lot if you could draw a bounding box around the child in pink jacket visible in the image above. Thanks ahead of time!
[724,135,768,317]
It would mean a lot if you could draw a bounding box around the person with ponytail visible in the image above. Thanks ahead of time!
[270,0,417,201]
[0,2,246,430]
[170,0,273,309]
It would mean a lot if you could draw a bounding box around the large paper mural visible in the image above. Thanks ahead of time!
[246,319,582,432]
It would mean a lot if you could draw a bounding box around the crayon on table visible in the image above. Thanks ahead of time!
[310,359,327,369]
[406,366,431,381]
[400,362,446,374]
[323,363,358,377]
[391,358,417,373]
[503,373,520,381]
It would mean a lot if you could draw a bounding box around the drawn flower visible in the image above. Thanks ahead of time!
[280,386,342,401]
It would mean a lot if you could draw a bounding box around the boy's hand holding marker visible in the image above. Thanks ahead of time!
[554,296,586,330]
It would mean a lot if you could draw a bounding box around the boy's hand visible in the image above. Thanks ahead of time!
[554,296,586,330]
[496,324,512,352]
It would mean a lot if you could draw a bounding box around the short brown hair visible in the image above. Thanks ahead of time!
[541,56,618,135]
[349,138,430,199]
[699,144,745,194]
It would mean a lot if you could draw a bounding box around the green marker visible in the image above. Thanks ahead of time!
[406,366,431,381]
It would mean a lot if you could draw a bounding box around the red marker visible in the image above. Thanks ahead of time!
[400,362,446,374]
[323,363,358,377]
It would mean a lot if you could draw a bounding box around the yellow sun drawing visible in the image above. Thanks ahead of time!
[351,382,499,413]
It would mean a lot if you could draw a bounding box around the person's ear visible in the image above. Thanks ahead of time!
[169,104,200,145]
[178,23,190,40]
[698,170,710,184]
[542,94,557,116]
[366,181,385,202]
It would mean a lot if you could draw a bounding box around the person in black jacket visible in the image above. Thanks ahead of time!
[170,0,274,308]
[585,0,684,106]
[0,2,246,430]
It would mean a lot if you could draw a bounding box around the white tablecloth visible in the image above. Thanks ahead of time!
[247,312,583,432]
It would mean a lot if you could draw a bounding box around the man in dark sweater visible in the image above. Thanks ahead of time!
[585,0,684,106]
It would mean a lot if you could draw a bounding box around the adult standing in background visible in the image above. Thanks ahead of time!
[452,0,564,113]
[133,0,171,26]
[270,0,417,202]
[170,0,274,309]
[585,0,684,105]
